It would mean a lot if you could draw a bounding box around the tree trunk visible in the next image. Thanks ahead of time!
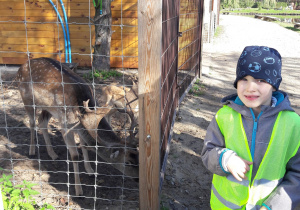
[93,0,112,71]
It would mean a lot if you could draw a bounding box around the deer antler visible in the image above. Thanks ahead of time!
[84,99,113,115]
[83,99,94,113]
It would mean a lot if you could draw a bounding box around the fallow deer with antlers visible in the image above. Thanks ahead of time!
[17,57,138,196]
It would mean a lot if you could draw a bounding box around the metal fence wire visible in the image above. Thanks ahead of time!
[1,0,139,209]
[0,0,203,209]
[160,0,204,189]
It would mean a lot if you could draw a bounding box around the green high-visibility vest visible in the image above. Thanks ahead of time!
[211,106,300,210]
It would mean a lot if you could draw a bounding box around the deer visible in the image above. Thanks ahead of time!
[101,83,139,141]
[17,57,139,196]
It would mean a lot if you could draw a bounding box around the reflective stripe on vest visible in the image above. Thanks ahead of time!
[211,106,300,210]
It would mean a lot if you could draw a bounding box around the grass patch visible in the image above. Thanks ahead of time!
[83,69,122,80]
[189,79,206,96]
[277,21,300,32]
[222,8,300,14]
[214,25,224,38]
[272,15,300,19]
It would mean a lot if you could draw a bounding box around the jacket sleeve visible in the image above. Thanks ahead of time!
[201,116,229,176]
[263,148,300,210]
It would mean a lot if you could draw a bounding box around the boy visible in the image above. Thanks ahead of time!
[201,46,300,210]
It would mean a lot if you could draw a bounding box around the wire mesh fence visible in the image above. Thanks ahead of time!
[0,0,204,209]
[0,0,139,209]
[0,63,139,209]
[178,0,204,98]
[160,0,204,190]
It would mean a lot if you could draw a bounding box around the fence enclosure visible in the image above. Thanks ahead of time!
[0,0,205,209]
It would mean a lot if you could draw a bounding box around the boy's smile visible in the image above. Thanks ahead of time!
[237,75,275,114]
[244,95,259,100]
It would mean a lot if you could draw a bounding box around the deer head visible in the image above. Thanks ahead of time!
[80,99,113,140]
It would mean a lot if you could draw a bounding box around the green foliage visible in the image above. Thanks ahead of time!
[260,0,276,9]
[189,79,206,96]
[160,199,170,210]
[83,69,122,80]
[0,168,54,210]
[222,0,240,9]
[241,0,254,8]
[276,2,288,8]
[263,0,270,9]
[269,0,277,9]
[221,0,282,9]
[232,0,239,8]
[258,2,262,10]
[160,206,169,210]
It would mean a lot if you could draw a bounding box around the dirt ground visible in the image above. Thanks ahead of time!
[160,15,300,210]
[0,15,300,210]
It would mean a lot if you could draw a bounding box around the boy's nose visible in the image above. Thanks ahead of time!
[246,81,257,92]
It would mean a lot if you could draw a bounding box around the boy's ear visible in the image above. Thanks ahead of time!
[272,87,276,91]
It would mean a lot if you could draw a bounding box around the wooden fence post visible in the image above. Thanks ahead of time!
[138,0,162,209]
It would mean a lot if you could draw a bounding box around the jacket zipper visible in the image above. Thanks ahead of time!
[250,109,263,159]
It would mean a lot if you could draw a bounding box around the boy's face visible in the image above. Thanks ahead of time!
[237,75,275,114]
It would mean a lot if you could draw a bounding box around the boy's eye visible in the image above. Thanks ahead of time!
[241,78,247,81]
[257,79,266,83]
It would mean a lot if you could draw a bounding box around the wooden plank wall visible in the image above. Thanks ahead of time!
[111,0,138,68]
[178,0,200,70]
[177,0,203,98]
[0,0,198,69]
[0,0,138,68]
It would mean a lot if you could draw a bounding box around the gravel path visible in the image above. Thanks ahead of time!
[204,15,300,57]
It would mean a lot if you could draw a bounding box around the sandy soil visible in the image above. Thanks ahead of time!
[160,15,300,210]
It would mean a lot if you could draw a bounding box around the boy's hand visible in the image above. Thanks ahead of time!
[259,207,268,210]
[226,155,253,181]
